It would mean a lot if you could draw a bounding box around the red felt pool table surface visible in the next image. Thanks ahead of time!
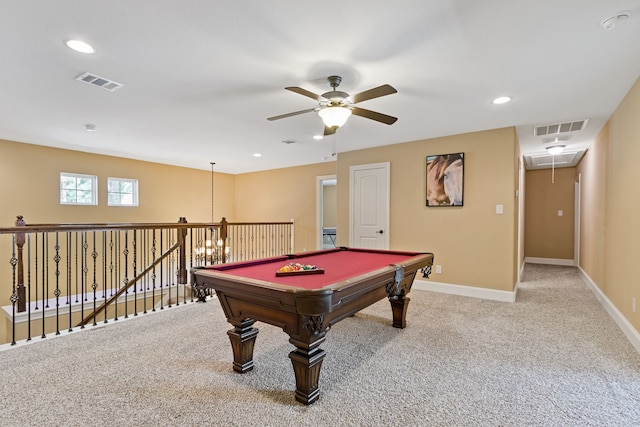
[202,248,422,290]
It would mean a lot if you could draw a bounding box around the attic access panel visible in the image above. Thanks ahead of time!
[523,150,586,170]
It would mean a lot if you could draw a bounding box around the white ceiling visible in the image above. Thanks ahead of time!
[1,1,640,174]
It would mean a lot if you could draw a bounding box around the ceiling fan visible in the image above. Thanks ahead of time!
[267,75,398,136]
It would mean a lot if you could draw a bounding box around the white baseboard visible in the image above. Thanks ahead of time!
[413,279,517,303]
[578,267,640,354]
[525,257,575,266]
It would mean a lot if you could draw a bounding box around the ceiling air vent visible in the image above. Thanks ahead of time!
[75,72,124,92]
[534,119,587,136]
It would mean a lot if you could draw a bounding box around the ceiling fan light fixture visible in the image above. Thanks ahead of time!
[318,107,352,128]
[546,145,566,155]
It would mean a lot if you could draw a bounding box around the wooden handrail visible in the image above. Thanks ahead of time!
[0,222,220,234]
[78,240,181,327]
[0,219,293,234]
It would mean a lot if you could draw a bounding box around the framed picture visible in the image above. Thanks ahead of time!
[426,153,464,206]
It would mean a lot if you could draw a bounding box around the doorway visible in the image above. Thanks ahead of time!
[316,175,337,249]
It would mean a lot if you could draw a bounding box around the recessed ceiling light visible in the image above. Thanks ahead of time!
[65,39,95,54]
[253,153,262,157]
[492,96,512,105]
[85,123,96,132]
[313,135,324,140]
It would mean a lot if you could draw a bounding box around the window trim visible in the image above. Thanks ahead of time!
[107,177,139,207]
[59,172,98,206]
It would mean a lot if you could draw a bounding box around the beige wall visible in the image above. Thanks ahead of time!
[336,127,519,292]
[0,139,235,225]
[516,141,526,274]
[233,127,519,292]
[233,162,337,252]
[577,124,608,286]
[577,75,640,332]
[322,185,337,228]
[524,167,576,260]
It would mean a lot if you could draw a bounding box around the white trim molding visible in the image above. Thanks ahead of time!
[578,267,640,354]
[413,279,517,303]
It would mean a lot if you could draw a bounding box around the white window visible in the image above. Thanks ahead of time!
[60,173,98,205]
[108,177,139,206]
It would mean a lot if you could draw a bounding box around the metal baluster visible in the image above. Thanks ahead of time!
[90,231,98,327]
[270,224,274,256]
[102,231,108,325]
[188,228,194,302]
[159,229,164,310]
[132,229,137,316]
[42,233,48,338]
[34,235,39,311]
[54,233,61,335]
[123,230,129,319]
[168,228,173,308]
[142,229,148,314]
[9,234,18,345]
[75,232,80,303]
[114,231,120,321]
[175,226,180,307]
[27,234,32,341]
[109,232,114,299]
[152,229,157,312]
[80,232,87,328]
[67,232,73,333]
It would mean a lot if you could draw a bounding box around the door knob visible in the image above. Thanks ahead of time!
[376,230,384,234]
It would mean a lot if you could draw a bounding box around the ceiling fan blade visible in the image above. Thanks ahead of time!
[351,107,398,125]
[267,108,317,121]
[352,84,397,104]
[285,86,323,101]
[324,126,337,136]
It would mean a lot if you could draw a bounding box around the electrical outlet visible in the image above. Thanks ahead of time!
[435,265,442,274]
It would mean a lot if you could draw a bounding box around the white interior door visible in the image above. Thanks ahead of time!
[350,162,390,249]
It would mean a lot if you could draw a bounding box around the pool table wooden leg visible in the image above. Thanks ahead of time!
[389,295,410,329]
[227,319,259,373]
[288,337,326,405]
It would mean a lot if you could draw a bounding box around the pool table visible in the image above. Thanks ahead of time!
[191,247,434,404]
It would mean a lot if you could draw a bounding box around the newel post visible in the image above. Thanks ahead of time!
[177,217,188,284]
[220,217,228,263]
[15,215,26,312]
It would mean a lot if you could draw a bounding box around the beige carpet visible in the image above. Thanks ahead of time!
[1,264,639,426]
